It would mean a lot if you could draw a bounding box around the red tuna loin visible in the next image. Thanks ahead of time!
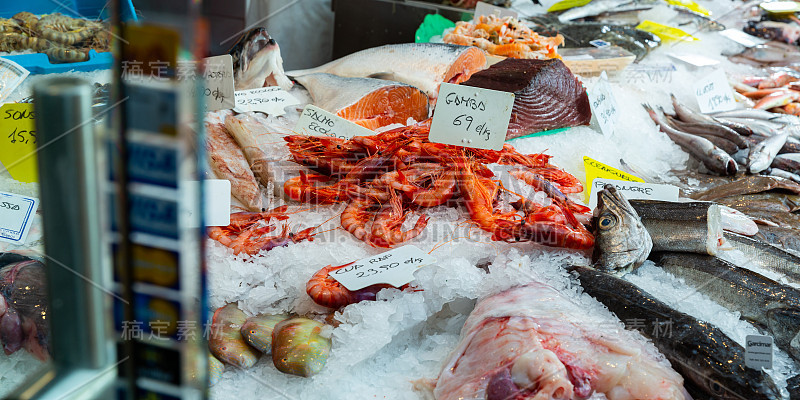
[460,58,591,138]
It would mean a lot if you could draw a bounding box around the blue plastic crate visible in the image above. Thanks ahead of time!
[0,0,137,74]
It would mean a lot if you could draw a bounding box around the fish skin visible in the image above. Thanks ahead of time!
[209,354,224,387]
[239,313,289,354]
[629,200,722,255]
[717,192,800,214]
[773,153,800,173]
[293,73,429,129]
[208,304,260,369]
[665,115,748,150]
[749,132,789,173]
[690,175,800,201]
[433,282,688,400]
[271,317,331,377]
[771,168,800,184]
[592,185,652,276]
[287,43,486,101]
[755,90,800,110]
[570,265,782,400]
[228,28,292,91]
[206,120,263,211]
[755,225,800,254]
[726,231,800,285]
[651,251,800,360]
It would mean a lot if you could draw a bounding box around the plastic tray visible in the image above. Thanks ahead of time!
[0,0,137,75]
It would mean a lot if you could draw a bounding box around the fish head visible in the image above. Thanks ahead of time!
[229,28,291,91]
[592,185,653,275]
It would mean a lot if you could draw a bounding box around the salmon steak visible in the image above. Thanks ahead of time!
[461,58,592,139]
[294,73,429,130]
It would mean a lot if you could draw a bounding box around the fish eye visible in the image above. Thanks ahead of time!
[598,215,616,230]
[708,379,725,396]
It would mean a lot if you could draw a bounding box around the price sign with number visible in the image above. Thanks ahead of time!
[429,83,514,151]
[201,55,235,111]
[694,69,736,113]
[294,104,376,139]
[234,87,300,115]
[0,191,38,245]
[589,71,618,137]
[0,103,37,183]
[328,245,436,291]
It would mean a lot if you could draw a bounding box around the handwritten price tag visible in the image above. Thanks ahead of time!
[0,191,38,245]
[694,69,736,113]
[583,156,644,202]
[474,1,518,19]
[745,335,773,370]
[233,87,300,116]
[328,245,436,291]
[429,83,514,151]
[588,178,678,209]
[294,104,376,139]
[0,103,37,183]
[202,55,235,111]
[589,71,618,137]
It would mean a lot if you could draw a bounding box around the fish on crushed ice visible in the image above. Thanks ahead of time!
[592,185,652,276]
[208,304,260,369]
[748,132,789,173]
[726,231,800,284]
[206,120,263,211]
[629,200,722,255]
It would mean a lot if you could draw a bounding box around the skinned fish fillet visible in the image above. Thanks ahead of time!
[206,121,262,211]
[461,58,591,138]
[434,283,688,400]
[294,73,430,130]
[287,43,486,101]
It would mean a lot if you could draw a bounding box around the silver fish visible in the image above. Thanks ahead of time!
[770,167,800,183]
[690,175,800,201]
[629,200,722,255]
[557,0,633,23]
[772,153,800,173]
[726,232,800,284]
[229,28,292,91]
[748,132,788,173]
[592,184,652,276]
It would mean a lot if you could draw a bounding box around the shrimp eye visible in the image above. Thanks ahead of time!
[598,215,616,230]
[708,379,725,395]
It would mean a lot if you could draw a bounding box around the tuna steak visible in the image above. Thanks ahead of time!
[460,58,592,139]
[294,73,429,130]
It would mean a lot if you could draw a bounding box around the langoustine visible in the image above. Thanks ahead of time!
[431,283,689,400]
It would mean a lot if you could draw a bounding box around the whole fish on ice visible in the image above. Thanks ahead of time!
[287,43,486,102]
[229,27,292,91]
[432,283,689,400]
[592,184,652,275]
[629,200,722,255]
[748,132,789,173]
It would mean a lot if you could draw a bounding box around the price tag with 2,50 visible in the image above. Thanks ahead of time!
[429,83,515,151]
[328,245,436,291]
[694,69,736,113]
[0,191,38,245]
[0,103,37,183]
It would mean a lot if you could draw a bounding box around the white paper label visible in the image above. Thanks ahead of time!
[0,58,29,103]
[474,1,518,19]
[0,191,38,245]
[328,245,436,291]
[429,83,514,151]
[588,178,679,209]
[294,104,376,139]
[667,53,720,67]
[694,69,736,113]
[589,71,618,137]
[183,180,231,227]
[745,335,773,370]
[202,55,235,111]
[719,29,767,48]
[233,87,300,116]
[589,39,611,48]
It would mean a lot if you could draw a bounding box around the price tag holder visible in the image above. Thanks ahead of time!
[202,55,235,111]
[329,245,436,291]
[294,104,376,139]
[474,1,518,19]
[694,69,736,113]
[429,83,514,151]
[0,103,37,183]
[0,58,29,103]
[584,156,644,202]
[0,191,38,245]
[588,71,618,137]
[719,29,767,48]
[745,335,773,370]
[233,87,300,116]
[588,178,678,209]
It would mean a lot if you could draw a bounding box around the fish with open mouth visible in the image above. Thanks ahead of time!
[229,27,292,91]
[592,184,652,275]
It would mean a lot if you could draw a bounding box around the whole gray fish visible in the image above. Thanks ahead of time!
[717,192,800,214]
[749,132,789,173]
[726,232,800,284]
[773,153,800,173]
[228,28,292,91]
[651,251,800,360]
[592,185,652,275]
[716,117,781,137]
[665,115,748,149]
[712,108,790,121]
[690,175,800,201]
[287,43,486,102]
[645,105,738,176]
[557,0,632,23]
[771,168,800,184]
[629,200,721,255]
[570,265,782,400]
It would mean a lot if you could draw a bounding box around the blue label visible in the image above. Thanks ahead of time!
[589,39,611,48]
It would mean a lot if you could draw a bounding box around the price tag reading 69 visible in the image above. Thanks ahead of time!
[328,245,436,291]
[429,83,514,151]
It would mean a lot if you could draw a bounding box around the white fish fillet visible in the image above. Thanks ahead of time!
[434,283,688,400]
[206,121,262,211]
[224,115,273,188]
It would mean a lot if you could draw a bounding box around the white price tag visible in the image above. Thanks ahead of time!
[183,180,231,228]
[429,82,514,151]
[0,191,38,245]
[474,1,518,19]
[0,58,29,103]
[202,55,235,111]
[329,245,436,291]
[694,69,736,113]
[589,71,618,137]
[667,53,719,67]
[233,87,300,116]
[719,29,767,48]
[294,105,376,139]
[588,178,679,209]
[745,335,773,370]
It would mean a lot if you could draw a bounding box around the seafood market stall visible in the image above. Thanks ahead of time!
[5,0,800,399]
